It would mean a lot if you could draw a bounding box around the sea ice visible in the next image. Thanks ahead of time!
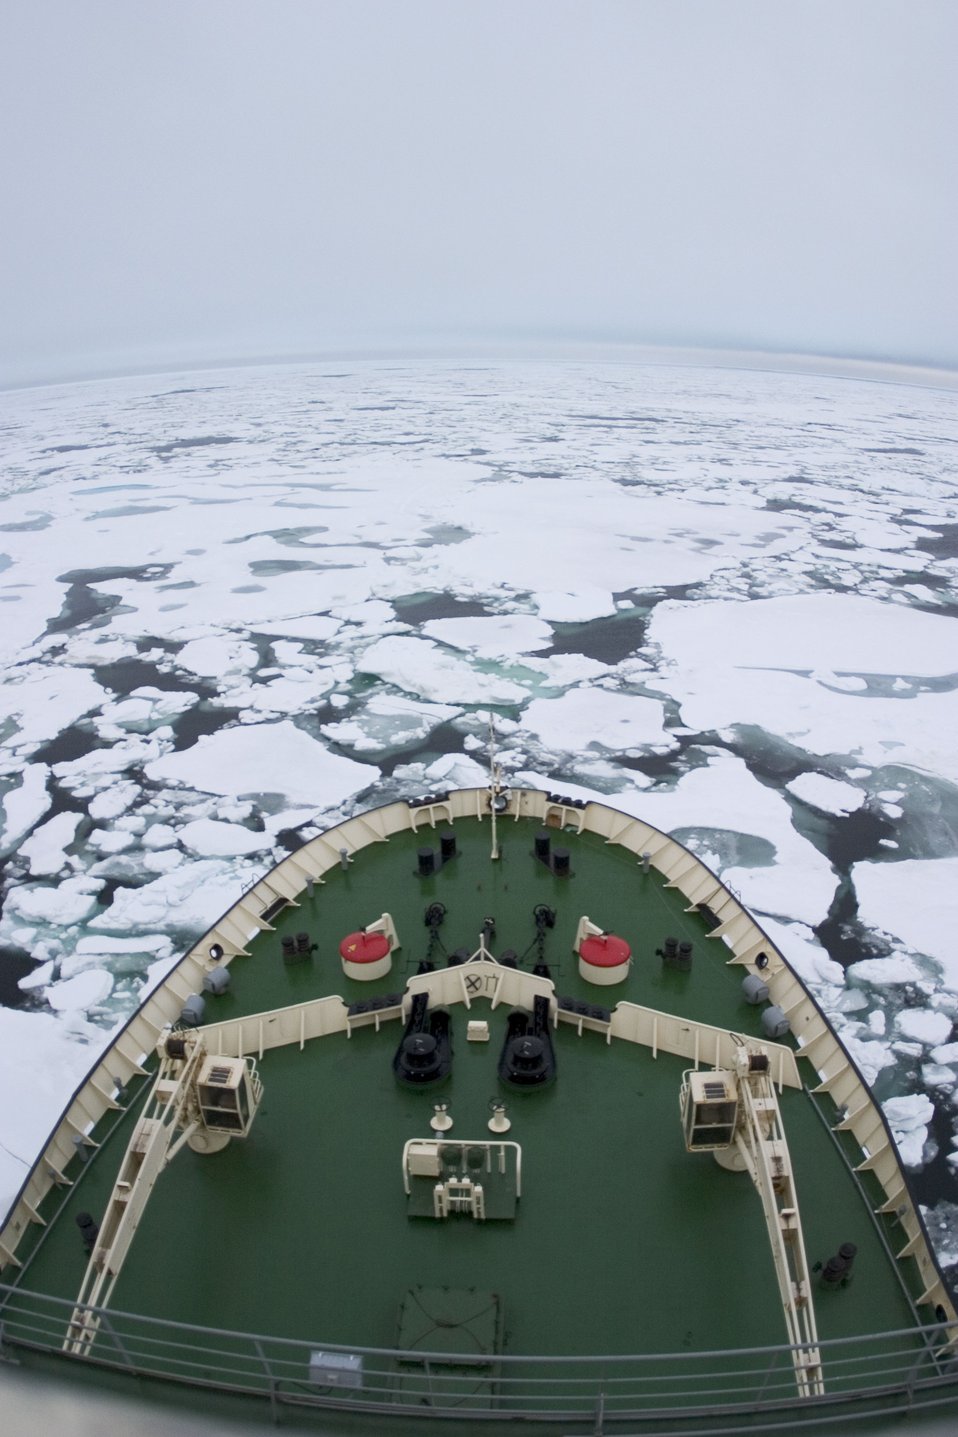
[532,587,617,622]
[0,1007,115,1219]
[649,594,958,678]
[846,955,925,986]
[145,720,377,808]
[176,635,259,679]
[0,763,51,852]
[895,1009,954,1047]
[785,773,866,815]
[252,617,342,642]
[88,781,140,821]
[521,654,611,687]
[520,689,671,756]
[422,614,554,659]
[2,877,103,928]
[142,850,184,874]
[216,670,337,717]
[0,665,107,749]
[852,858,958,987]
[88,858,259,937]
[53,735,174,793]
[882,1093,936,1169]
[358,635,527,705]
[46,969,114,1013]
[322,694,462,755]
[177,818,274,856]
[94,688,197,734]
[838,1033,897,1088]
[19,812,83,876]
[18,960,54,992]
[87,828,136,854]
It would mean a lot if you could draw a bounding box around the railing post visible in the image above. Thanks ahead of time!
[98,1312,135,1373]
[592,1382,606,1435]
[0,1318,18,1365]
[755,1344,783,1403]
[253,1337,278,1424]
[905,1348,928,1410]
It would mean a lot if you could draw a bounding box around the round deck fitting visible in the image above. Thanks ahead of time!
[578,932,631,986]
[339,929,392,981]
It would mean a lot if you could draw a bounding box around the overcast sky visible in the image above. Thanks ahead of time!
[1,1,956,387]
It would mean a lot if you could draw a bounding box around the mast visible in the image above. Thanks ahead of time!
[488,716,503,861]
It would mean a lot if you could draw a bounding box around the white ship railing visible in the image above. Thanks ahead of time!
[1,1281,957,1432]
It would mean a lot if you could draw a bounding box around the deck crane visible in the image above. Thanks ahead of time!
[64,1029,262,1358]
[680,1042,825,1399]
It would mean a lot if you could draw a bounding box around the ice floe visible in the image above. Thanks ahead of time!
[651,594,958,677]
[852,858,958,987]
[532,587,617,622]
[177,818,274,856]
[358,635,527,704]
[0,1007,115,1219]
[46,969,114,1013]
[19,812,83,876]
[87,858,259,938]
[786,773,866,815]
[896,1009,954,1047]
[322,694,462,755]
[422,614,554,659]
[520,689,672,757]
[145,719,377,808]
[882,1094,936,1170]
[1,763,51,852]
[2,876,103,929]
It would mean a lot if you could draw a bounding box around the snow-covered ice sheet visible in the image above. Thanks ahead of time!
[786,772,866,815]
[144,720,377,808]
[520,688,673,757]
[852,857,958,987]
[649,595,958,678]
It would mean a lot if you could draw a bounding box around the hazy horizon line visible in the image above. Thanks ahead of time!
[4,337,958,399]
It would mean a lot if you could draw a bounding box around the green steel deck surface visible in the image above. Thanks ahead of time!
[7,817,926,1391]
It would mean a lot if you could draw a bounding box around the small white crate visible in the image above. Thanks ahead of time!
[309,1350,363,1388]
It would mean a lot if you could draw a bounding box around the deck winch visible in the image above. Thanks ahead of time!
[393,991,452,1086]
[497,995,556,1087]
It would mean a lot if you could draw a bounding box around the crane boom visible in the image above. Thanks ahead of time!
[64,1031,261,1358]
[681,1047,824,1399]
[729,1065,824,1397]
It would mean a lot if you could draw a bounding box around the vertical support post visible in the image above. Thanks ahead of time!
[99,1312,135,1372]
[488,717,501,860]
[253,1336,278,1423]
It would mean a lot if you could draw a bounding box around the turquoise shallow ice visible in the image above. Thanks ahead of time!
[1,358,957,1276]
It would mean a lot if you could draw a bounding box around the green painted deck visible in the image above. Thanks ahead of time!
[4,815,934,1413]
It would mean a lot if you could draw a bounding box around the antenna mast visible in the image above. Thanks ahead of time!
[488,716,502,861]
